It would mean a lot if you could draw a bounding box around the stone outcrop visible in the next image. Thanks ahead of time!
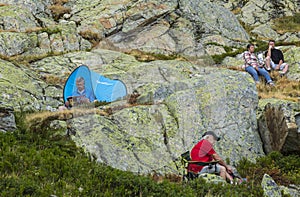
[261,174,300,197]
[64,62,264,174]
[257,99,300,155]
[0,107,16,133]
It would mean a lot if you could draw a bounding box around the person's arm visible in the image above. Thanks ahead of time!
[266,45,272,57]
[212,153,233,173]
[278,50,284,66]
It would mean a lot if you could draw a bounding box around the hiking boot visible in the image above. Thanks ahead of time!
[265,67,271,71]
[268,81,275,87]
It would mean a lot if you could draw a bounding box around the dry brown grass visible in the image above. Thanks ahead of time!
[49,0,70,21]
[42,75,66,85]
[53,0,69,4]
[49,5,71,20]
[79,30,102,47]
[25,108,109,132]
[257,72,300,102]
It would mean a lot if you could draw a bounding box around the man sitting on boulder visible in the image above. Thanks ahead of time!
[264,40,289,76]
[188,131,234,183]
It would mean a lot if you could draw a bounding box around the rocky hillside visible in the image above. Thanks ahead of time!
[0,0,300,183]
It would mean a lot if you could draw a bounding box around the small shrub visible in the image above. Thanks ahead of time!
[49,5,71,21]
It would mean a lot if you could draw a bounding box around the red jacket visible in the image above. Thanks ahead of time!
[188,139,216,173]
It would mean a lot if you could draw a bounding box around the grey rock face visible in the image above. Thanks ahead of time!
[261,174,282,197]
[261,173,300,197]
[0,107,16,132]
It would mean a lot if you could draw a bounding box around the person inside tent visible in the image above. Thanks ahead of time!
[69,76,96,104]
[59,76,96,110]
[188,131,235,183]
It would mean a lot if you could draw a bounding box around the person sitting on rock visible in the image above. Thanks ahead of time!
[188,131,234,183]
[243,43,275,86]
[264,40,289,76]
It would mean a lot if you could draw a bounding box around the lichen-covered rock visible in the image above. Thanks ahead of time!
[261,174,282,197]
[66,63,264,174]
[179,0,249,42]
[0,107,16,132]
[284,46,300,81]
[0,32,38,56]
[0,5,39,32]
[0,59,60,111]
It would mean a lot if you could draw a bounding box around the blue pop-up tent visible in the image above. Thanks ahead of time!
[63,65,127,103]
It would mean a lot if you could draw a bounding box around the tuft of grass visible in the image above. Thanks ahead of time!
[42,75,65,85]
[49,5,71,21]
[272,13,300,34]
[125,49,186,62]
[48,0,70,21]
[79,30,102,47]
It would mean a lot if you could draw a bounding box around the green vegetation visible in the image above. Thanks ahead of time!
[211,47,244,64]
[272,13,300,34]
[1,112,299,196]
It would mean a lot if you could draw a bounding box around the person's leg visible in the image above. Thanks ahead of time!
[264,56,271,70]
[199,164,234,183]
[245,66,259,82]
[218,165,233,182]
[257,67,273,84]
[280,63,289,74]
[270,60,279,70]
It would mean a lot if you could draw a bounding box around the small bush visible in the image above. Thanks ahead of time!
[272,13,300,34]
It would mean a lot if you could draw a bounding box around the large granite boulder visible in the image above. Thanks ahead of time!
[64,63,264,174]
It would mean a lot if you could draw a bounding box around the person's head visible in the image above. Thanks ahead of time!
[246,43,255,53]
[76,77,85,92]
[202,131,220,145]
[268,40,275,49]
